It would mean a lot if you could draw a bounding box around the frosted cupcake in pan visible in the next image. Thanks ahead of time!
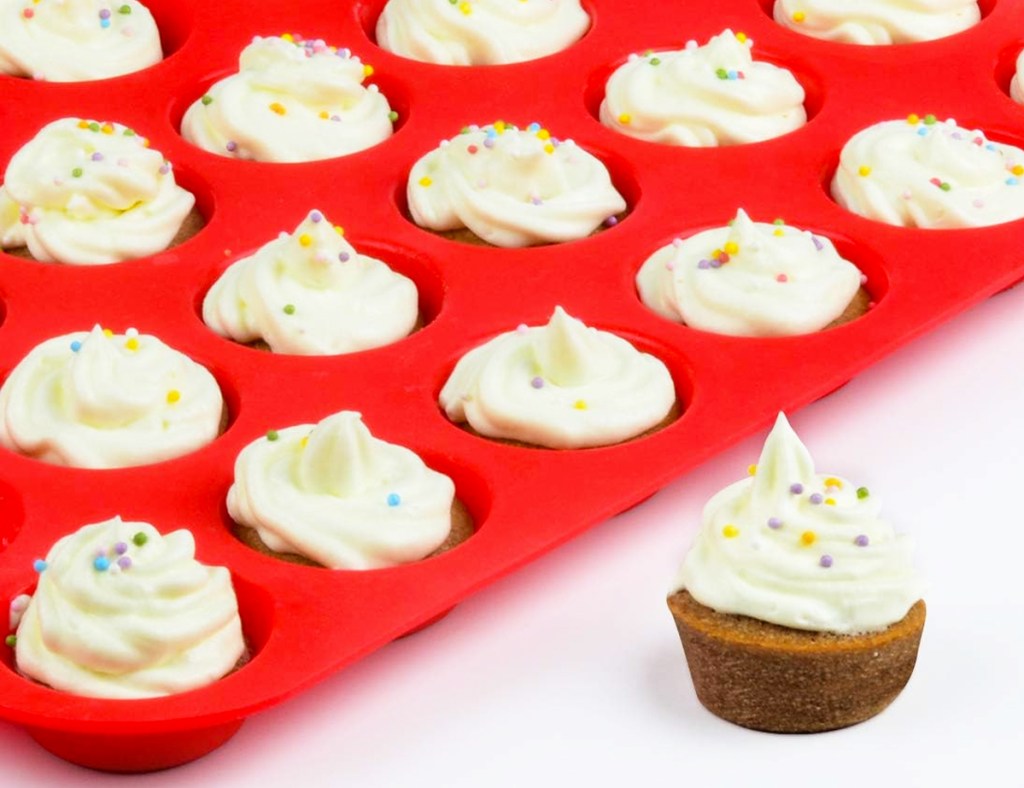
[0,0,162,81]
[0,117,197,264]
[439,306,677,449]
[668,413,926,732]
[832,115,1024,228]
[600,31,806,147]
[636,209,866,336]
[202,209,419,355]
[773,0,981,45]
[228,411,471,569]
[407,121,626,247]
[181,34,395,163]
[9,516,245,700]
[376,0,589,65]
[0,326,224,468]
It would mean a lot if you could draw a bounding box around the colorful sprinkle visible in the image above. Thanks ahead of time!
[269,102,287,115]
[309,210,323,223]
[117,556,132,570]
[125,337,139,351]
[114,542,128,555]
[388,110,398,122]
[299,233,312,247]
[531,376,544,389]
[824,477,842,489]
[5,635,16,648]
[856,486,870,499]
[93,556,110,571]
[363,64,374,77]
[132,531,148,547]
[33,559,47,573]
[789,483,804,494]
[767,517,782,530]
[825,498,836,506]
[23,8,33,18]
[266,430,280,441]
[70,340,82,352]
[747,464,757,476]
[166,389,181,404]
[907,113,920,125]
[855,534,870,547]
[283,304,296,315]
[800,531,817,546]
[722,525,739,539]
[201,95,213,106]
[387,493,401,507]
[574,400,588,410]
[649,57,661,66]
[809,493,824,505]
[119,4,132,14]
[339,252,350,262]
[819,554,834,568]
[792,11,805,23]
[418,176,433,187]
[776,273,788,283]
[923,114,937,125]
[858,165,871,177]
[226,141,238,152]
[72,167,84,178]
[91,152,104,162]
[617,113,632,125]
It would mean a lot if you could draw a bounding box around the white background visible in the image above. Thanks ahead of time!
[3,283,1023,787]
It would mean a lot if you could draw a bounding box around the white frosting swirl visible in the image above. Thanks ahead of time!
[180,35,394,163]
[674,413,924,634]
[831,117,1024,228]
[203,210,418,355]
[15,516,244,699]
[773,0,980,45]
[376,0,589,66]
[408,122,626,247]
[0,0,161,82]
[229,411,455,569]
[439,306,675,449]
[599,31,806,147]
[1011,49,1024,106]
[636,209,862,336]
[0,117,195,264]
[0,326,224,468]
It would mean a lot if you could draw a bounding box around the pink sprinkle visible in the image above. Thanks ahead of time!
[467,145,478,155]
[776,273,788,283]
[665,261,675,271]
[929,177,942,187]
[973,137,983,146]
[23,8,33,18]
[860,273,868,284]
[516,323,528,334]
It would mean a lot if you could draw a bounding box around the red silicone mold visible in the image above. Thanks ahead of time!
[2,0,1023,772]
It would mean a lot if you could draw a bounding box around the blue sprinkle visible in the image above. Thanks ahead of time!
[100,18,111,28]
[1007,177,1020,186]
[986,143,997,151]
[70,340,82,353]
[33,559,47,573]
[527,122,540,132]
[485,128,498,138]
[917,128,928,136]
[93,556,110,571]
[727,70,738,80]
[387,493,401,507]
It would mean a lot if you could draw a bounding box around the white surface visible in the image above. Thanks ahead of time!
[3,285,1024,787]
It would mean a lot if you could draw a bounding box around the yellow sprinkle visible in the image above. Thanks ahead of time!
[418,176,433,187]
[536,129,551,141]
[793,11,805,22]
[617,113,632,125]
[363,64,374,77]
[712,248,723,258]
[747,464,757,476]
[574,400,587,410]
[735,32,748,43]
[281,33,294,43]
[722,525,739,539]
[77,120,90,129]
[543,143,555,154]
[824,477,843,489]
[494,120,506,134]
[1013,165,1024,176]
[907,113,920,125]
[319,110,329,119]
[724,241,739,255]
[300,436,309,448]
[858,165,871,177]
[800,531,817,546]
[102,328,113,338]
[334,225,345,236]
[459,0,471,13]
[142,138,150,148]
[269,102,286,116]
[124,338,139,351]
[825,498,836,506]
[166,390,181,404]
[101,123,114,135]
[773,228,784,237]
[298,233,312,247]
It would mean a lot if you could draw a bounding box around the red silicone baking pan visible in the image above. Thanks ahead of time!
[1,0,1022,772]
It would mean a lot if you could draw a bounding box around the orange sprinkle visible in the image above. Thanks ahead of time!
[269,102,286,116]
[362,64,374,77]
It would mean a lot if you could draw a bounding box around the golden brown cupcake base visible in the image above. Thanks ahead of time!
[233,498,474,568]
[826,286,872,330]
[667,589,925,733]
[433,211,627,247]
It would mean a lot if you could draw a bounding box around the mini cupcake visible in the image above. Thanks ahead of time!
[439,306,677,449]
[9,516,245,700]
[0,117,198,264]
[773,0,980,45]
[831,115,1024,228]
[407,121,626,247]
[376,0,589,65]
[600,31,806,147]
[0,326,224,468]
[0,0,162,82]
[668,413,926,732]
[228,411,471,569]
[202,209,418,355]
[636,209,866,336]
[180,34,395,163]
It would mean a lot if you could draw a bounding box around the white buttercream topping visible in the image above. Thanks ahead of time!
[599,30,806,147]
[203,210,418,355]
[0,117,195,264]
[228,411,455,569]
[180,35,394,163]
[831,117,1024,228]
[1011,49,1024,106]
[773,0,980,45]
[0,326,224,468]
[15,516,245,699]
[636,209,862,336]
[376,0,589,66]
[674,413,924,634]
[0,0,161,82]
[408,122,626,246]
[440,306,675,449]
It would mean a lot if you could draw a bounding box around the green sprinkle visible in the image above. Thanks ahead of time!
[856,487,870,499]
[773,218,785,225]
[88,122,100,132]
[716,67,728,79]
[123,128,136,137]
[132,531,148,547]
[923,114,937,125]
[4,635,15,649]
[283,304,296,315]
[939,182,951,191]
[201,95,213,106]
[266,430,279,441]
[388,110,398,122]
[71,168,83,178]
[118,4,131,13]
[649,57,661,66]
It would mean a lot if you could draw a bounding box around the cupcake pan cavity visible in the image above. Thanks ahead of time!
[2,0,1024,772]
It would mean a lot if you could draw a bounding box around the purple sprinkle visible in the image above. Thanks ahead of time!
[809,493,824,505]
[483,137,496,149]
[819,555,834,568]
[709,258,722,269]
[226,140,238,152]
[697,259,711,270]
[114,542,128,555]
[789,483,804,494]
[117,556,132,570]
[767,517,782,530]
[531,197,543,205]
[855,534,869,547]
[338,252,350,262]
[159,163,171,175]
[531,376,544,389]
[331,115,341,122]
[310,210,323,223]
[91,152,104,162]
[99,8,111,19]
[604,216,619,227]
[811,236,824,251]
[951,132,962,140]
